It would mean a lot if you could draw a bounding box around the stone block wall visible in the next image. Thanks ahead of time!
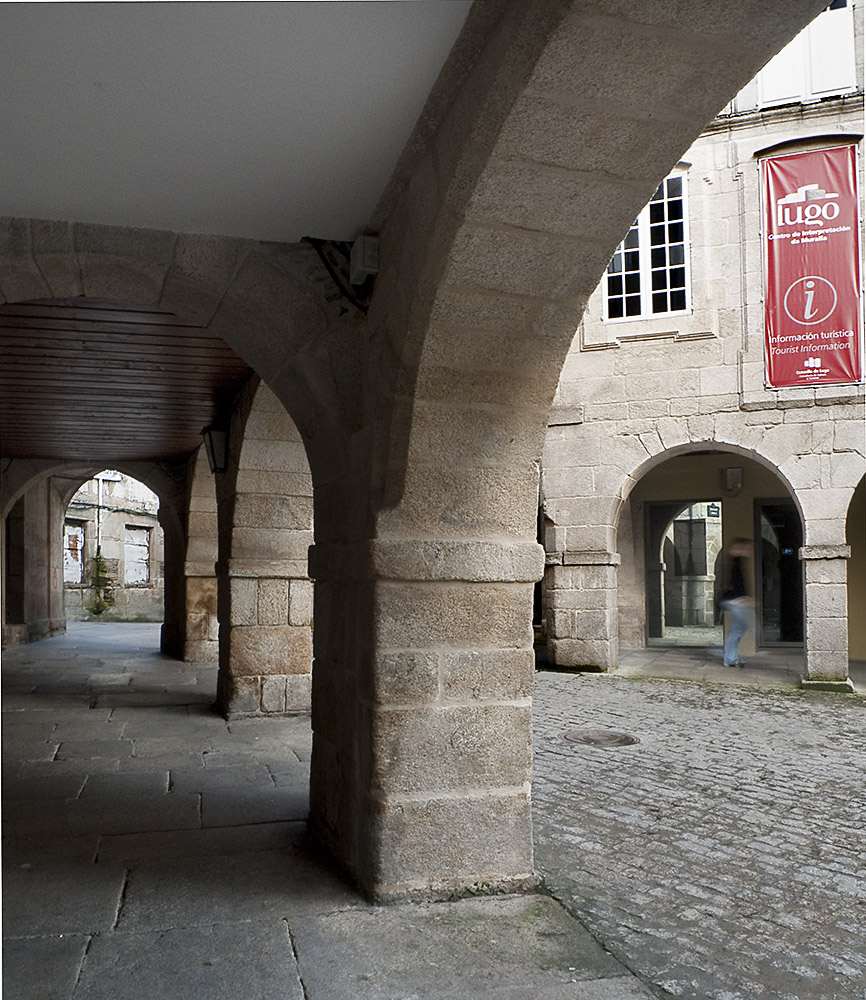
[216,382,314,717]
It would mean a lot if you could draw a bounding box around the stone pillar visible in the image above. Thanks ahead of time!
[544,550,620,671]
[183,453,220,662]
[2,479,66,645]
[217,560,313,716]
[800,544,853,692]
[308,536,541,902]
[159,507,187,658]
[183,570,219,662]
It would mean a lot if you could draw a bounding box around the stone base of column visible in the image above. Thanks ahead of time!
[217,661,312,718]
[308,790,537,904]
[800,678,856,694]
[183,638,218,662]
[1,624,30,649]
[544,552,619,671]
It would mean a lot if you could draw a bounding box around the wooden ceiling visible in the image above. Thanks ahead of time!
[0,298,253,463]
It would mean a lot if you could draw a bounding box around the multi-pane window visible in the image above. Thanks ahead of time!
[604,172,689,321]
[124,526,151,585]
[729,1,856,112]
[63,521,85,584]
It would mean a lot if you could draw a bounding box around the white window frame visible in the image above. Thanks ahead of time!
[63,520,86,586]
[603,169,691,323]
[124,525,152,586]
[730,2,857,113]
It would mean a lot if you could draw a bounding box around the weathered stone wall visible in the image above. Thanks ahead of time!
[542,91,865,684]
[63,473,165,623]
[0,477,65,646]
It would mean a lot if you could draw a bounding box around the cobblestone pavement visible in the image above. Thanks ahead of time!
[532,669,866,1000]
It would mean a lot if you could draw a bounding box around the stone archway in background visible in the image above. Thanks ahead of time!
[1,459,186,649]
[215,378,315,717]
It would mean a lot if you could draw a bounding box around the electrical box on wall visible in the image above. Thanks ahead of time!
[350,236,379,286]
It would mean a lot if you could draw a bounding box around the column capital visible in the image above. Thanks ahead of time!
[216,558,308,578]
[309,539,544,583]
[799,545,851,561]
[562,550,621,566]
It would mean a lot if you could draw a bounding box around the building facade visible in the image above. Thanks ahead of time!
[541,1,866,688]
[63,471,164,622]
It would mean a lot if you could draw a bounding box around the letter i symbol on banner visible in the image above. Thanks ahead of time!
[803,280,816,320]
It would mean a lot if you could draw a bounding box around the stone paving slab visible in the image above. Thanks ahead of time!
[71,922,306,1000]
[291,895,651,999]
[200,786,309,827]
[63,792,202,836]
[95,821,303,864]
[169,762,275,792]
[2,860,127,936]
[114,844,362,933]
[16,757,122,777]
[2,833,100,866]
[2,933,90,1000]
[3,772,88,800]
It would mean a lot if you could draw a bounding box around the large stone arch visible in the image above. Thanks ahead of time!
[214,378,314,717]
[306,0,829,899]
[1,0,828,899]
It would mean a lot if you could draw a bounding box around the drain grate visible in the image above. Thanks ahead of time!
[562,729,640,748]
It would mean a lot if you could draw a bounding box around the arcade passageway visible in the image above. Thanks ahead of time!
[1,0,839,904]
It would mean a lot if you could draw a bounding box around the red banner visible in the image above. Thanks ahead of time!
[761,145,862,388]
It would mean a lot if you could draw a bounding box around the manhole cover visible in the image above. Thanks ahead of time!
[562,729,640,748]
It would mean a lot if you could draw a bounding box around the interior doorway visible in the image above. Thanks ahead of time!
[645,500,724,647]
[755,498,803,645]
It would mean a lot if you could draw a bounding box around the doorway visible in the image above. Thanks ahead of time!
[645,500,724,646]
[755,498,803,645]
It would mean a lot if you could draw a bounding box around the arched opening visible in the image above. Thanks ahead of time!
[645,499,724,647]
[216,380,314,718]
[63,470,164,626]
[618,448,805,675]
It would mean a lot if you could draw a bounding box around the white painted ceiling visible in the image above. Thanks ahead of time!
[0,1,472,243]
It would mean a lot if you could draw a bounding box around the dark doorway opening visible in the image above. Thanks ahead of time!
[645,500,724,647]
[755,499,803,645]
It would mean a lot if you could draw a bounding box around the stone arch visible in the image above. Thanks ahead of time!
[215,378,314,718]
[367,1,825,527]
[615,445,803,659]
[1,459,184,649]
[541,428,808,668]
[0,222,359,481]
[1,0,827,900]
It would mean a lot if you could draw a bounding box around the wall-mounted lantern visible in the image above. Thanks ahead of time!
[202,425,228,474]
